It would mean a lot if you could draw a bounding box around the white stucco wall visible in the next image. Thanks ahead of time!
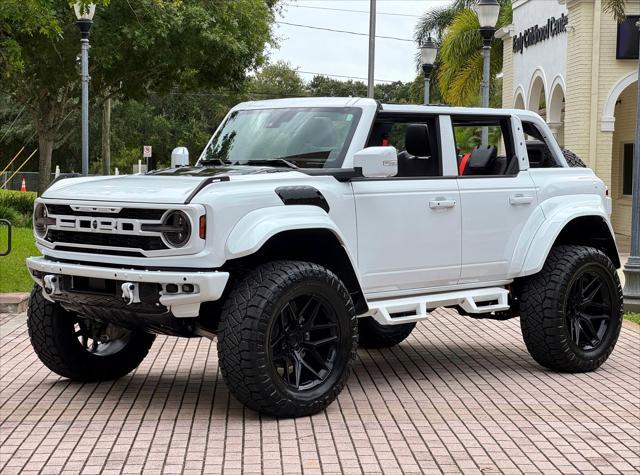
[511,0,568,109]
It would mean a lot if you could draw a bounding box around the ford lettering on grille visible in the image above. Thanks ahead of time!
[57,216,137,233]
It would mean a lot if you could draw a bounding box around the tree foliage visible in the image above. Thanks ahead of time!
[248,61,306,99]
[1,0,276,193]
[437,4,511,106]
[603,0,627,22]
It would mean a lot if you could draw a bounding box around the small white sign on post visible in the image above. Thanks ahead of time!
[143,145,152,158]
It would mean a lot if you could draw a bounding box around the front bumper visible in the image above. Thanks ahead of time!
[26,256,229,318]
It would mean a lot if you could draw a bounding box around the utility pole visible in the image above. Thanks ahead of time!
[367,0,376,98]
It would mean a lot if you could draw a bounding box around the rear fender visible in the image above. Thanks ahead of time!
[517,195,619,276]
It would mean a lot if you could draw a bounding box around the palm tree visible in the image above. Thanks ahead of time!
[603,0,626,22]
[434,2,511,106]
[414,0,475,44]
[417,0,627,107]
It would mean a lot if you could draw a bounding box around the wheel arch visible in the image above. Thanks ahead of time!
[520,213,620,277]
[224,206,367,314]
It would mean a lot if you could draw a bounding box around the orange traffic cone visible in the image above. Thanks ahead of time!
[20,178,26,192]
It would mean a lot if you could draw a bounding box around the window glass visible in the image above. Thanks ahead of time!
[367,116,441,177]
[522,121,561,168]
[454,125,505,156]
[452,117,517,176]
[199,107,361,168]
[623,143,634,196]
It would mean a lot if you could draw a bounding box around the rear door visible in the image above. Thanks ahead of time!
[352,114,462,295]
[453,115,539,283]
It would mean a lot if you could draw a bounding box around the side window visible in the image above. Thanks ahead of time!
[367,117,442,177]
[452,116,518,176]
[623,143,635,195]
[522,121,562,168]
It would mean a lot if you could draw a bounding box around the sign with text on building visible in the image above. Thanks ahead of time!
[143,145,152,158]
[513,14,569,55]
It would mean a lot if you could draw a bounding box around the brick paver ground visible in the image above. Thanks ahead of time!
[0,309,638,474]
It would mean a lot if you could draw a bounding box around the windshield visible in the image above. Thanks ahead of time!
[199,107,362,168]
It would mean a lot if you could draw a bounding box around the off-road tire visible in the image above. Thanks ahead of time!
[357,317,415,349]
[562,148,586,168]
[27,286,155,381]
[519,245,622,372]
[217,261,358,418]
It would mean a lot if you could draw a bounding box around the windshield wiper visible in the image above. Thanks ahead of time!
[199,158,232,166]
[230,158,299,169]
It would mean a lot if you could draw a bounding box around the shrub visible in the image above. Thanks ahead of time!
[0,189,36,215]
[0,204,19,223]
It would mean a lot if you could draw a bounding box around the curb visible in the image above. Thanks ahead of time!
[0,293,29,313]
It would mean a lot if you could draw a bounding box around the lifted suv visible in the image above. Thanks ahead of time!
[26,98,623,418]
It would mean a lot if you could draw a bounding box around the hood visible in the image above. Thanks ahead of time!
[41,166,294,204]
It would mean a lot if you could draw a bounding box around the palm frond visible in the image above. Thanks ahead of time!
[602,0,626,22]
[414,0,474,43]
[436,3,510,107]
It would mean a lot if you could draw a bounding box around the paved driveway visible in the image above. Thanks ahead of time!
[1,309,638,475]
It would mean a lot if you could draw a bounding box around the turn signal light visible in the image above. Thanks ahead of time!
[199,215,206,239]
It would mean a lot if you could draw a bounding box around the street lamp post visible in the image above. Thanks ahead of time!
[420,38,438,105]
[622,20,640,312]
[74,3,96,176]
[473,0,500,145]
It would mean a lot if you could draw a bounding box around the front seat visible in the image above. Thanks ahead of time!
[397,124,438,177]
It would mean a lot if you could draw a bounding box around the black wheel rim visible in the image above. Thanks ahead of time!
[269,294,340,391]
[565,268,614,351]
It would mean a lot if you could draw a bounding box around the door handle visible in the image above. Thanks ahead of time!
[429,199,456,209]
[509,194,534,205]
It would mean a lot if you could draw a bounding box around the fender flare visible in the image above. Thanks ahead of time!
[225,205,363,283]
[518,197,616,276]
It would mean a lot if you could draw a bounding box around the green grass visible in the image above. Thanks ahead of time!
[0,227,39,293]
[625,312,640,325]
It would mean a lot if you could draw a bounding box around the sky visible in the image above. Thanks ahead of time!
[268,0,451,84]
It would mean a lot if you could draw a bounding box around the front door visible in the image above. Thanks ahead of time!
[352,114,461,296]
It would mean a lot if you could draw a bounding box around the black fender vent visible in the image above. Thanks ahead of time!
[275,186,330,213]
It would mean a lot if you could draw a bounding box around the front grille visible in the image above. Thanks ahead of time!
[46,204,166,220]
[39,202,191,258]
[46,230,167,251]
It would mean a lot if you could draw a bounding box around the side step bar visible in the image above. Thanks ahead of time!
[364,287,510,326]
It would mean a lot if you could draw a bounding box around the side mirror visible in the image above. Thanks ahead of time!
[171,147,189,168]
[353,146,398,178]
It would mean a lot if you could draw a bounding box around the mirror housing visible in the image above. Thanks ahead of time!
[353,146,398,178]
[171,147,189,168]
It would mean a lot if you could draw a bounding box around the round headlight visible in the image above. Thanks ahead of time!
[34,203,49,238]
[163,210,191,248]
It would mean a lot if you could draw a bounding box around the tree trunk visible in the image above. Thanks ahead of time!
[101,98,112,175]
[37,133,54,195]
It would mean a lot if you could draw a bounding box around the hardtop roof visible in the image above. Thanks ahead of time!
[232,97,541,121]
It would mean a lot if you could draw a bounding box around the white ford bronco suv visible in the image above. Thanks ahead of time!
[26,97,623,418]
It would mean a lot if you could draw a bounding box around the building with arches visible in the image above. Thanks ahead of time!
[499,0,639,236]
